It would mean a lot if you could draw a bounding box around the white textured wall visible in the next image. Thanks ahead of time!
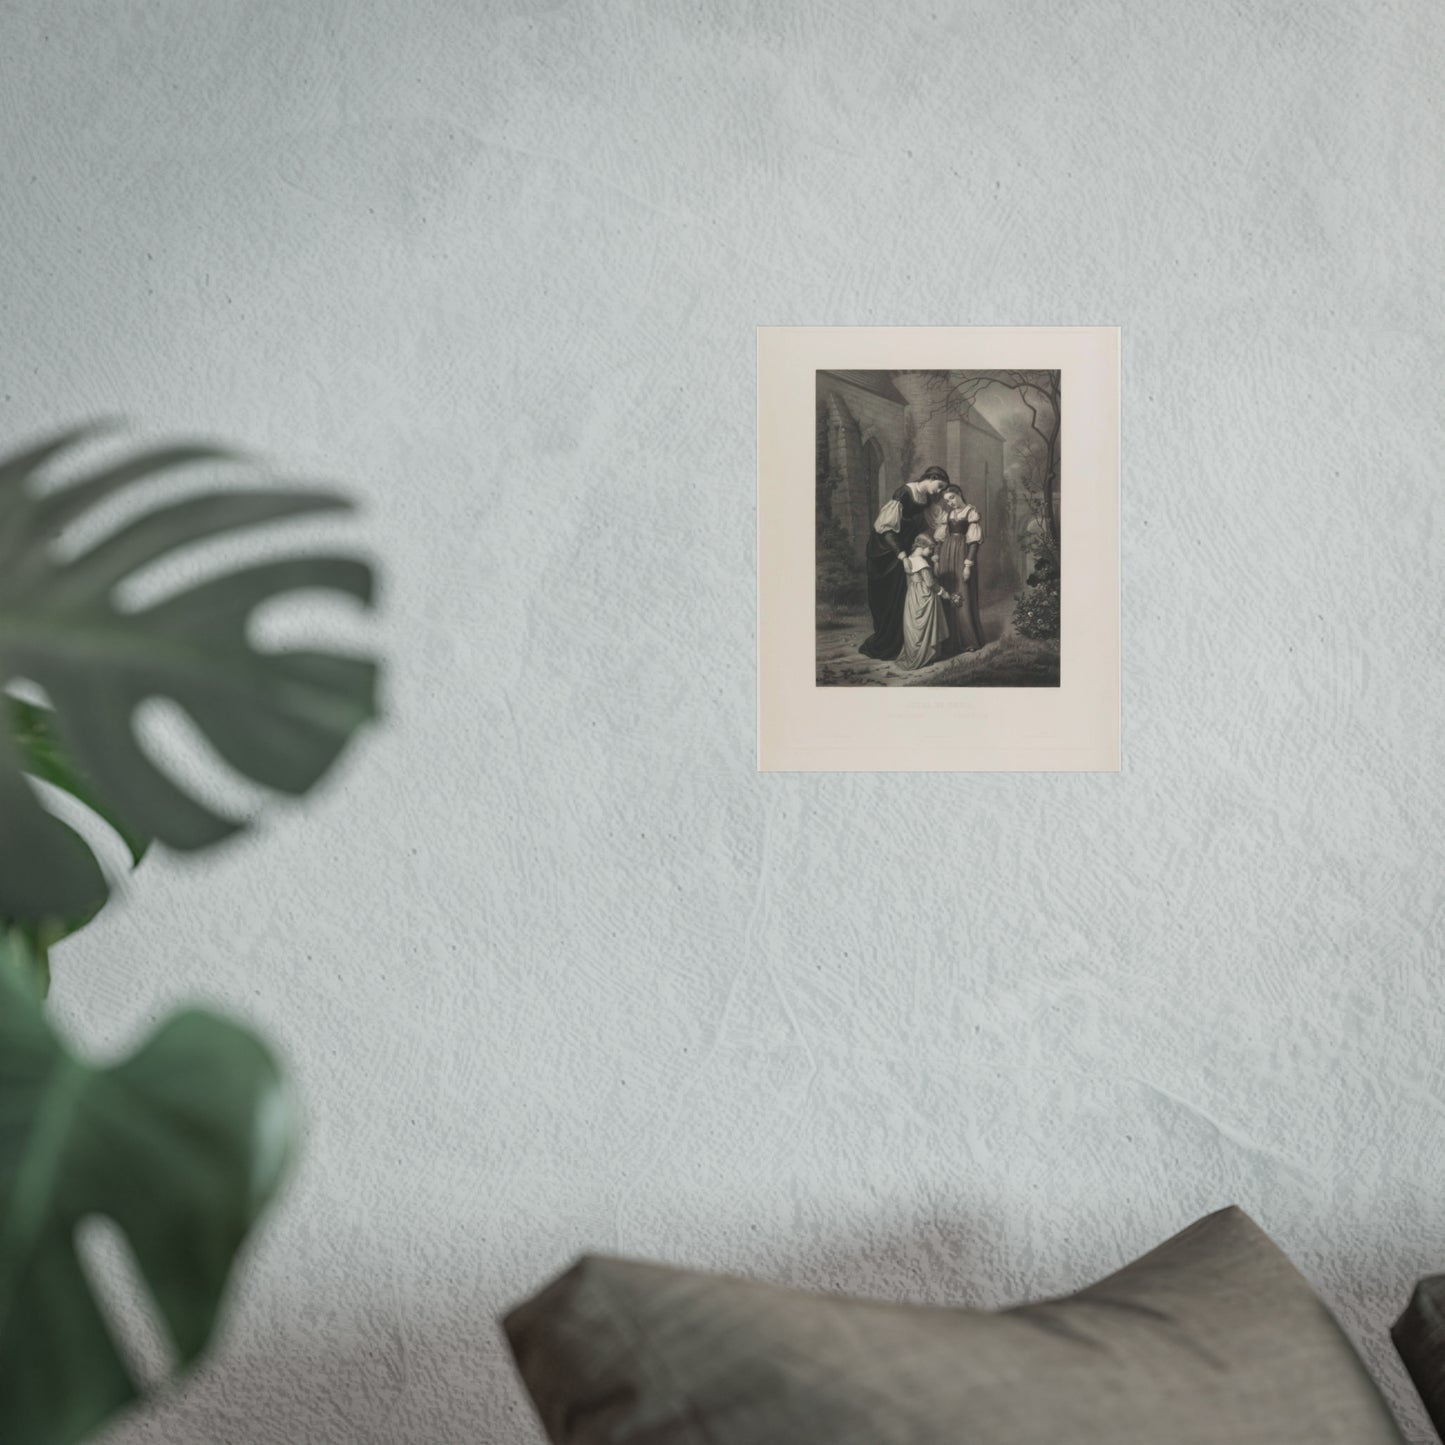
[4,2,1443,1441]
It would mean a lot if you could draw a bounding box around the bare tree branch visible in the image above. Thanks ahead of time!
[911,368,1062,547]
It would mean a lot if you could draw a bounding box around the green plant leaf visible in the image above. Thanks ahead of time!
[0,948,294,1445]
[5,698,149,956]
[0,926,49,1001]
[9,698,150,868]
[0,425,379,922]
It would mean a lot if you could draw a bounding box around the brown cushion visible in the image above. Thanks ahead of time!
[503,1206,1405,1445]
[1393,1275,1445,1441]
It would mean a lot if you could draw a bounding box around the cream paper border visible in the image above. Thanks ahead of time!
[758,326,1120,772]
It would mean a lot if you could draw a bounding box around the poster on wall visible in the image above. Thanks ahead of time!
[758,326,1120,772]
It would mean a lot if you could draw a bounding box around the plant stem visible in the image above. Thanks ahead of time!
[0,922,50,1000]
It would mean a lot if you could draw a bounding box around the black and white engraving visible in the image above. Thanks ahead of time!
[816,370,1061,687]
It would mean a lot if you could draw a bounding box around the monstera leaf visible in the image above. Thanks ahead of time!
[4,698,152,995]
[0,424,378,924]
[0,936,294,1445]
[9,696,150,870]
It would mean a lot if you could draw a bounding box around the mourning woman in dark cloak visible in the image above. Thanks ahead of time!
[859,465,950,659]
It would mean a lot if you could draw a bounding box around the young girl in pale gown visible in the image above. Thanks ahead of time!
[897,535,960,671]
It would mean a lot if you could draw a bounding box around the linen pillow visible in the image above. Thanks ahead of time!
[504,1206,1405,1445]
[1394,1275,1445,1441]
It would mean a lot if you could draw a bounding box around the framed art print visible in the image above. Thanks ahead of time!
[758,326,1120,772]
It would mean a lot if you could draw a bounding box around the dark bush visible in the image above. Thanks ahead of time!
[1013,574,1060,639]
